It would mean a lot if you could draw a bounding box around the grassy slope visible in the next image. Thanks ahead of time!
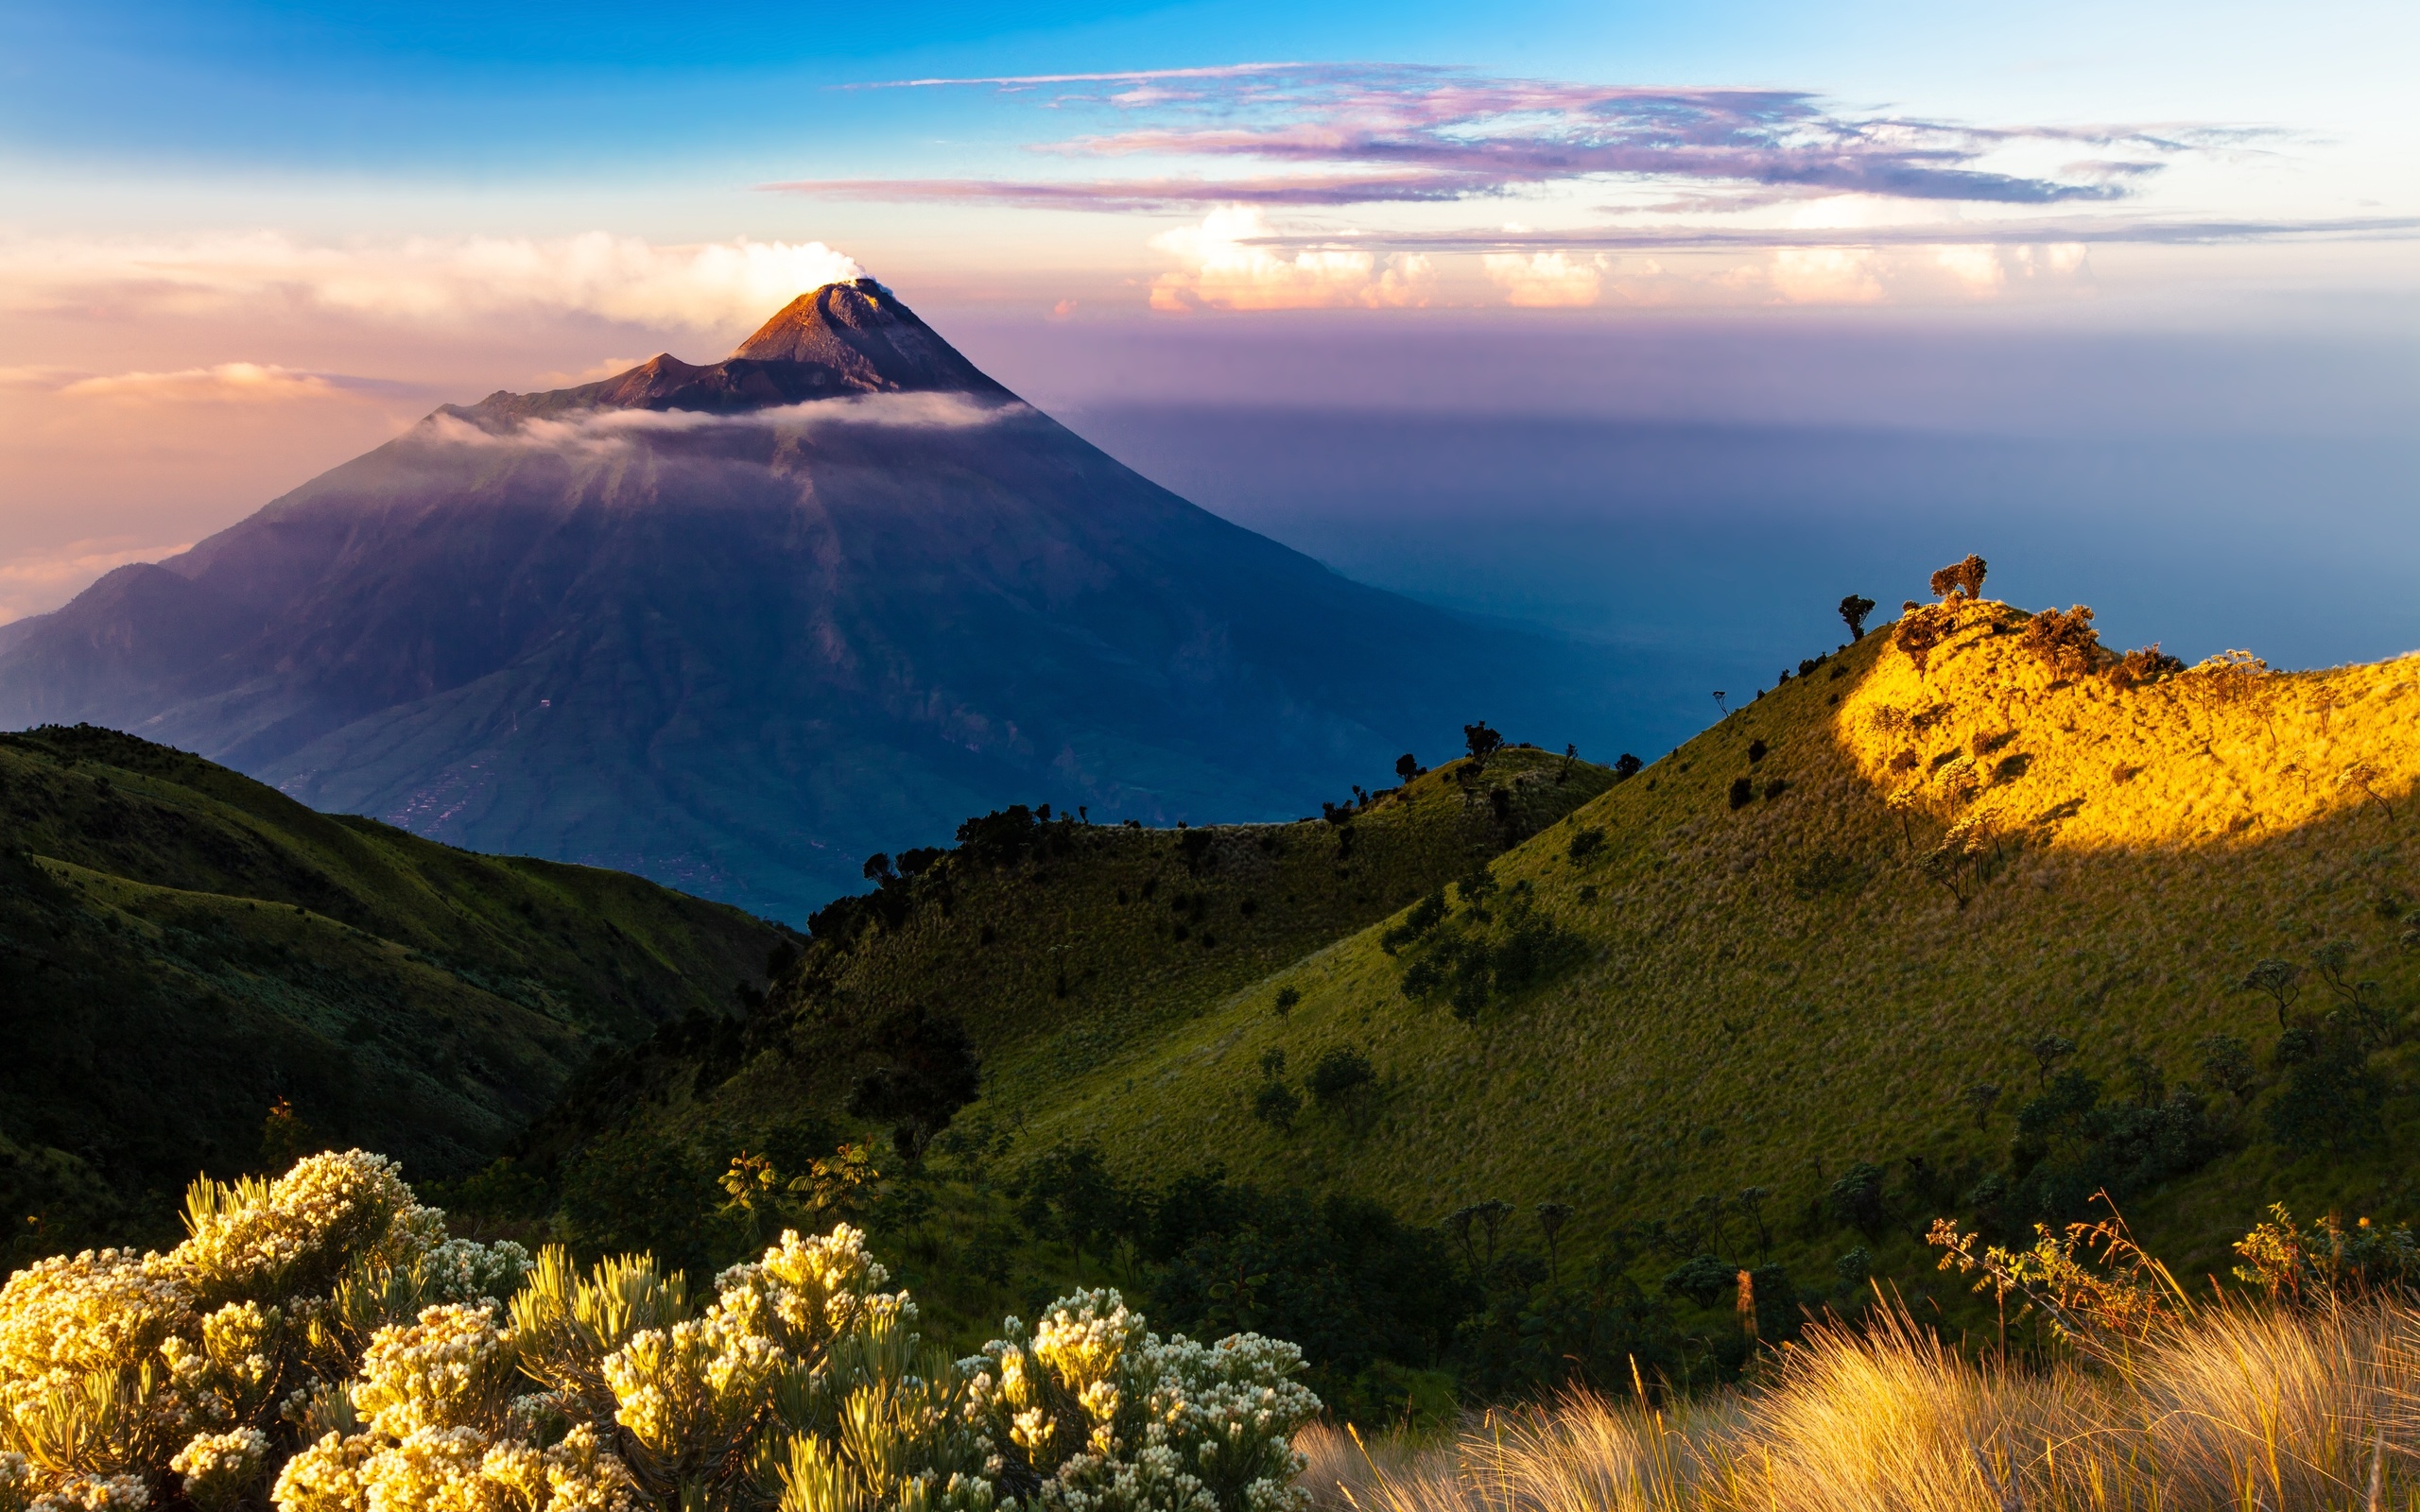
[0,725,788,1244]
[1021,603,2420,1279]
[569,746,1616,1146]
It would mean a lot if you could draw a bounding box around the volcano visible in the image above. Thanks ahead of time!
[0,281,1633,919]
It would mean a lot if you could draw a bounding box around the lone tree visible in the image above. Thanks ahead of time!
[1614,752,1643,780]
[2030,1033,2079,1087]
[2240,957,2303,1029]
[1839,594,1877,640]
[1463,721,1505,766]
[1960,1081,2002,1130]
[1395,752,1421,782]
[847,1005,983,1166]
[1536,1201,1575,1276]
[1929,554,1989,601]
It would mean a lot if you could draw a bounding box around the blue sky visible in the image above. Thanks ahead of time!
[1,0,2413,662]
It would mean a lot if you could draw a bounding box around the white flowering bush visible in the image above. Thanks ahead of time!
[0,1155,1319,1512]
[963,1291,1319,1512]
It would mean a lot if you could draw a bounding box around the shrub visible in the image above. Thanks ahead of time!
[1790,850,1864,900]
[2197,1033,2258,1102]
[1252,1079,1303,1131]
[1272,986,1301,1016]
[2267,1025,2384,1154]
[1747,740,1769,764]
[1614,752,1643,780]
[1305,1047,1377,1108]
[1893,604,1951,668]
[2021,604,2103,677]
[1928,554,1988,601]
[1567,828,1604,862]
[1661,1254,1736,1307]
[1727,777,1753,810]
[845,1005,982,1165]
[1826,1162,1889,1238]
[956,805,1042,867]
[2115,644,2186,685]
[1379,891,1447,954]
[968,1290,1320,1512]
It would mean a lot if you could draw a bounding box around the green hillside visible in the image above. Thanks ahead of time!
[298,587,2420,1409]
[509,746,1615,1269]
[1030,599,2420,1279]
[0,724,790,1251]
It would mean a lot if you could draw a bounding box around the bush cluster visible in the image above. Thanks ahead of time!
[0,1153,1319,1512]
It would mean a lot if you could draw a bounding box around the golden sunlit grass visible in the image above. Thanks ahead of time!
[1301,1298,2420,1512]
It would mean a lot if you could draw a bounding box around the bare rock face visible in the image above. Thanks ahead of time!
[0,282,1629,919]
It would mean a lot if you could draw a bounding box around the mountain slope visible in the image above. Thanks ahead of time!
[0,281,1634,919]
[0,725,786,1249]
[1024,599,2420,1274]
[510,746,1615,1195]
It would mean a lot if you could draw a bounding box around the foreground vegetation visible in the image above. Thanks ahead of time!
[0,1151,1317,1512]
[1306,1301,2420,1511]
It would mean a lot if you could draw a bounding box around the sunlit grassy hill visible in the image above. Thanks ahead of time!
[1016,600,2419,1276]
[0,725,788,1247]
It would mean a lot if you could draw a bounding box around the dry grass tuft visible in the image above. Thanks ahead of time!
[1308,1298,2420,1512]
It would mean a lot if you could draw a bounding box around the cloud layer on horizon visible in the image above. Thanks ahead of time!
[0,233,866,333]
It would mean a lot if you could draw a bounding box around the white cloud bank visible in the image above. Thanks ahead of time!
[0,233,867,331]
[1148,207,1433,311]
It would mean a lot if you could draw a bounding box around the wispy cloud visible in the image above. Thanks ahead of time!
[0,537,194,625]
[57,362,402,404]
[776,63,2194,210]
[1269,214,2420,253]
[0,233,867,331]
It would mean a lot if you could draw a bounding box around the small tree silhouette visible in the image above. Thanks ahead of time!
[2030,1033,2079,1087]
[1839,594,1877,640]
[1736,1186,1773,1261]
[2240,957,2303,1029]
[1535,1201,1574,1277]
[1615,753,1643,780]
[1463,722,1506,766]
[1961,1081,2002,1130]
[1395,752,1420,782]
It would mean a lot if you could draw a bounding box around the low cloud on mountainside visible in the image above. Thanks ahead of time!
[423,390,1026,455]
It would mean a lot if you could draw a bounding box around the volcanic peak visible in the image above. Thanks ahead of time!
[455,278,1008,424]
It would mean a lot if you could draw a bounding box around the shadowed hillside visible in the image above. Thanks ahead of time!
[0,725,788,1250]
